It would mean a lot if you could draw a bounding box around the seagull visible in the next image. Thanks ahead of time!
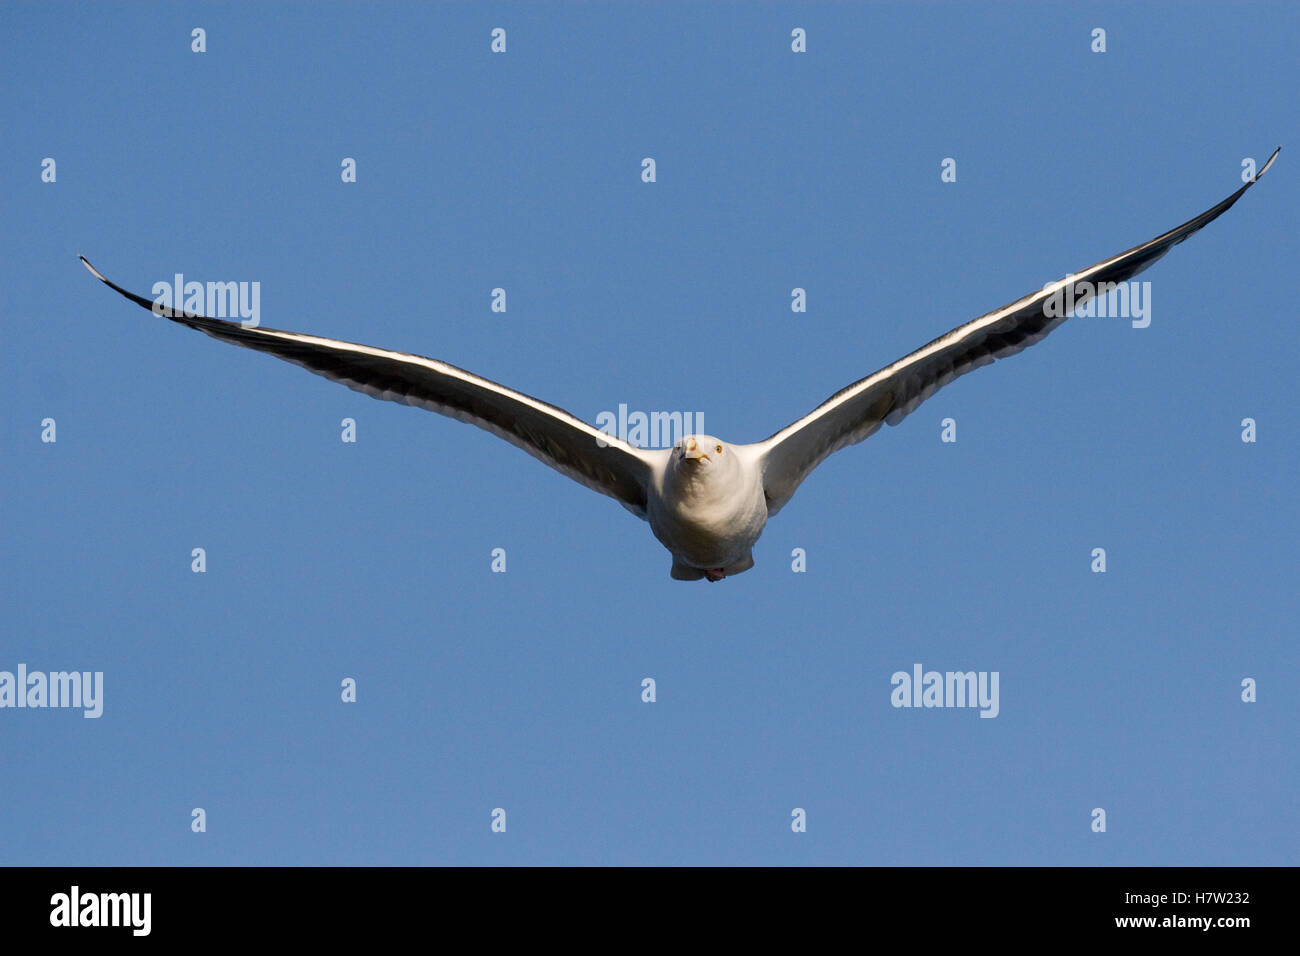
[81,148,1278,581]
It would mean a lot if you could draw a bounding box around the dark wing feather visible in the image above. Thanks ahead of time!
[80,257,661,518]
[756,148,1279,515]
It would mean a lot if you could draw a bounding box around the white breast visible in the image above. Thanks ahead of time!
[648,457,768,570]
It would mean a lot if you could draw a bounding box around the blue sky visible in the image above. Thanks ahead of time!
[2,2,1296,865]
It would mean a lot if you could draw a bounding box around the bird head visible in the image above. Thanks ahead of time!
[672,435,735,484]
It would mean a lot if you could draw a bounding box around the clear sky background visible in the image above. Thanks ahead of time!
[2,2,1296,865]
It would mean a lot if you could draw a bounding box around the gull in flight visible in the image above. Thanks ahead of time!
[82,148,1278,581]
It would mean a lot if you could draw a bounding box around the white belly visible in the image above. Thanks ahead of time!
[648,479,768,569]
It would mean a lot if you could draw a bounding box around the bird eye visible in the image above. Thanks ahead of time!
[715,444,723,454]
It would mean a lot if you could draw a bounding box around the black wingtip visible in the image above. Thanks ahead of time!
[79,254,110,284]
[1257,146,1281,179]
[79,256,177,317]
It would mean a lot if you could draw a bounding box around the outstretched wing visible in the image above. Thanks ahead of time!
[755,147,1279,516]
[80,257,663,518]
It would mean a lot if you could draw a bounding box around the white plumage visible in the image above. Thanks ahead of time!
[82,148,1277,580]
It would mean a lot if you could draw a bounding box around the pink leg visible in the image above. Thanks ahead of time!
[705,568,726,582]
